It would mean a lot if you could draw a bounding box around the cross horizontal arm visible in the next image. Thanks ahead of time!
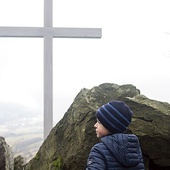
[0,27,102,38]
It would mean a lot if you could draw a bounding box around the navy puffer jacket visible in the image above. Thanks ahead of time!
[86,133,145,170]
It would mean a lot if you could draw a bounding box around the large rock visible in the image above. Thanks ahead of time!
[25,83,170,170]
[0,136,14,170]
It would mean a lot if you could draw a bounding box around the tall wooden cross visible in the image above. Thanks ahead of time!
[0,0,102,139]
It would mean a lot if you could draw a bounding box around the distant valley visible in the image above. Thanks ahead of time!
[0,102,43,162]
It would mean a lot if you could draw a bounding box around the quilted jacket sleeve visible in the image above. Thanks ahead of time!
[86,144,107,170]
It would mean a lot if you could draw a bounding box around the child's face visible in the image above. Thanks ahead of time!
[94,119,111,138]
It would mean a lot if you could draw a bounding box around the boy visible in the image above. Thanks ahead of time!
[86,100,145,170]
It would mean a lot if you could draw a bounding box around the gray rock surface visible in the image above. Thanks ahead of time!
[25,83,170,170]
[0,136,14,170]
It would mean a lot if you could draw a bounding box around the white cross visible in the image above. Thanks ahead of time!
[0,0,102,139]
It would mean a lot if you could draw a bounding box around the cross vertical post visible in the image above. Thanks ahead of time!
[44,0,53,140]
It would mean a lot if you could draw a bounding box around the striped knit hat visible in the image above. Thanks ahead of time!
[96,101,133,133]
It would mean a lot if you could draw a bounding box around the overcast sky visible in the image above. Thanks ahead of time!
[0,0,170,125]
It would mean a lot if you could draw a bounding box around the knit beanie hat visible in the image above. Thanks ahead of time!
[96,100,133,133]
